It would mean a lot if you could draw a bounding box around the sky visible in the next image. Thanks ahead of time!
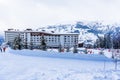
[0,0,120,34]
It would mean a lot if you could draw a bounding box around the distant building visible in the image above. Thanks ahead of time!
[5,29,79,48]
[83,40,94,48]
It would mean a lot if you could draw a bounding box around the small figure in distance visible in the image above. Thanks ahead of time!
[0,46,2,52]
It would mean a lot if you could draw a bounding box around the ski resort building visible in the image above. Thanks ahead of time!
[5,29,79,48]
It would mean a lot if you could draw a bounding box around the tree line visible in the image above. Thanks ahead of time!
[95,32,120,49]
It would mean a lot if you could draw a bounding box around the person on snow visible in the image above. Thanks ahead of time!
[3,47,6,52]
[0,46,2,52]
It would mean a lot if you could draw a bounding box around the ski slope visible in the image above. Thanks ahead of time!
[0,48,120,80]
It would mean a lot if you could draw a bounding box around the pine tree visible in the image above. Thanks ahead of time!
[66,45,70,52]
[95,39,99,48]
[104,33,112,49]
[40,35,47,51]
[84,48,87,54]
[13,35,22,50]
[58,44,62,52]
[96,35,105,48]
[73,45,78,53]
[30,41,33,50]
[24,37,28,49]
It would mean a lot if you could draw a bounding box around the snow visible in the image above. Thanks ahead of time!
[103,49,113,58]
[0,48,120,80]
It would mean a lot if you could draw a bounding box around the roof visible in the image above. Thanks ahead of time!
[5,29,79,35]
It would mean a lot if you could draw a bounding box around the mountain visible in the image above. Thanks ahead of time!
[37,21,120,43]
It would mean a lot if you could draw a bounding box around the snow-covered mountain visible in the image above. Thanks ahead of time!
[37,21,120,43]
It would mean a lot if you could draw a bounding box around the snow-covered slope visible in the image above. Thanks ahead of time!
[0,48,120,80]
[8,48,113,61]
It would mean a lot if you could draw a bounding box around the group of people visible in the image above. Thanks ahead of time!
[0,46,6,52]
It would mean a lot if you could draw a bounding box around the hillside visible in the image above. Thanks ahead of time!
[37,21,120,43]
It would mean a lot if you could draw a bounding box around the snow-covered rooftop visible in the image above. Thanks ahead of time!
[5,28,79,35]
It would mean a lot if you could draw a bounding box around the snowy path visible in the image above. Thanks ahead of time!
[0,49,120,80]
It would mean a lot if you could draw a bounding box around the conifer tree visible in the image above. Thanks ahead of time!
[58,44,62,52]
[24,38,28,49]
[84,48,88,54]
[66,45,70,52]
[30,41,33,50]
[40,35,47,51]
[13,35,22,50]
[73,45,78,53]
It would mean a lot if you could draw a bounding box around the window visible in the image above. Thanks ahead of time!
[52,40,54,42]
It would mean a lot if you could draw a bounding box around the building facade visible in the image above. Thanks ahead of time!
[5,29,79,48]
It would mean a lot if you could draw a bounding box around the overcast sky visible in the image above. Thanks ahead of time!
[0,0,120,34]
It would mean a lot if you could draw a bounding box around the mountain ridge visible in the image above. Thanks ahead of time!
[37,21,120,42]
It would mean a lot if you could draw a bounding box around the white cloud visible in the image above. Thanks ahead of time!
[0,0,120,33]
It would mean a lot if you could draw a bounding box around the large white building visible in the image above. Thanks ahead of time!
[5,29,79,48]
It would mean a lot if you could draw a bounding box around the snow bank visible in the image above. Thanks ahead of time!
[103,50,112,58]
[7,48,113,62]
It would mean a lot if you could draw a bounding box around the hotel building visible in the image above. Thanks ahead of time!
[5,29,79,48]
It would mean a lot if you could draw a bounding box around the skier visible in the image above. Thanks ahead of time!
[3,47,6,52]
[0,46,2,52]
